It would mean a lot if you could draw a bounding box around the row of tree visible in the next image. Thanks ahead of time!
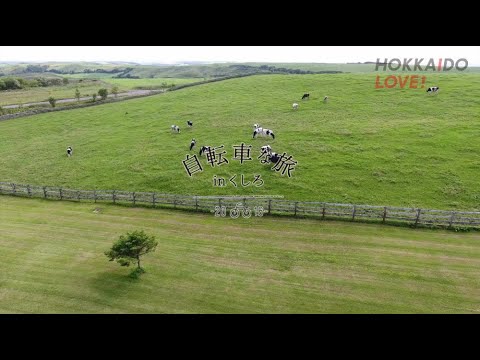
[47,87,118,108]
[0,77,68,90]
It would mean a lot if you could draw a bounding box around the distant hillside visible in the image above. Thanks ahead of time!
[1,62,478,79]
[0,62,342,79]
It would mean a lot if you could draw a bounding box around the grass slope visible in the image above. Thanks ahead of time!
[1,195,479,313]
[0,74,479,210]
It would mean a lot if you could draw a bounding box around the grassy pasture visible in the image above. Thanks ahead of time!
[0,80,112,106]
[0,73,479,210]
[1,195,479,313]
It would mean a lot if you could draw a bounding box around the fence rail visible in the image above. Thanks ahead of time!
[1,181,479,229]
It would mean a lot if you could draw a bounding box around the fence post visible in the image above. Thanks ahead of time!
[448,211,456,227]
[27,184,31,197]
[77,191,81,201]
[382,207,387,223]
[112,190,116,204]
[132,192,136,206]
[12,183,16,194]
[195,196,199,211]
[352,205,356,221]
[268,199,272,214]
[414,208,421,227]
[322,203,326,219]
[94,190,97,203]
[59,188,63,200]
[43,186,47,198]
[294,202,298,216]
[152,192,156,207]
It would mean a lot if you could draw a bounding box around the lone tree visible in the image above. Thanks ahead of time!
[98,88,108,100]
[105,230,157,276]
[48,96,56,108]
[75,88,81,102]
[111,86,119,98]
[92,93,97,102]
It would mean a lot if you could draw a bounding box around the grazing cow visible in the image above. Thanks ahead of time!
[199,145,211,156]
[302,93,310,100]
[253,127,275,139]
[292,103,299,110]
[261,145,272,155]
[189,139,196,151]
[187,120,193,127]
[268,152,280,164]
[323,96,329,102]
[66,146,73,157]
[171,125,180,133]
[427,86,439,94]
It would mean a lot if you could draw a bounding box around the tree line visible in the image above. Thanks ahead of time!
[0,76,68,90]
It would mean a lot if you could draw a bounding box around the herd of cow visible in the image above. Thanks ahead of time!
[66,88,441,157]
[292,93,329,111]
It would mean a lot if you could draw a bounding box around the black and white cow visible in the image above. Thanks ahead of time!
[302,93,310,100]
[187,120,193,127]
[253,127,275,139]
[67,146,73,157]
[427,86,439,94]
[323,96,329,102]
[268,152,280,164]
[189,139,196,151]
[261,145,272,155]
[259,145,281,165]
[199,145,211,156]
[171,125,180,133]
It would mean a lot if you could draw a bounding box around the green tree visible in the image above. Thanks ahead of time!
[75,88,81,102]
[3,78,22,90]
[63,77,69,85]
[48,97,56,108]
[105,230,157,275]
[98,88,108,100]
[92,93,97,102]
[111,86,119,98]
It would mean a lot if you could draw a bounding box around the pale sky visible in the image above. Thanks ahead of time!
[1,46,479,66]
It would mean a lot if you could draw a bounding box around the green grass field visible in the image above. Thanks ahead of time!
[0,78,200,106]
[1,73,479,210]
[102,77,200,89]
[0,80,112,106]
[65,73,200,86]
[1,195,479,313]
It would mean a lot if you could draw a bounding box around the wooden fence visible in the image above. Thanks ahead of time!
[1,181,480,229]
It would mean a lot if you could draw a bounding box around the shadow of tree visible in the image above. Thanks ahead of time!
[89,270,140,303]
